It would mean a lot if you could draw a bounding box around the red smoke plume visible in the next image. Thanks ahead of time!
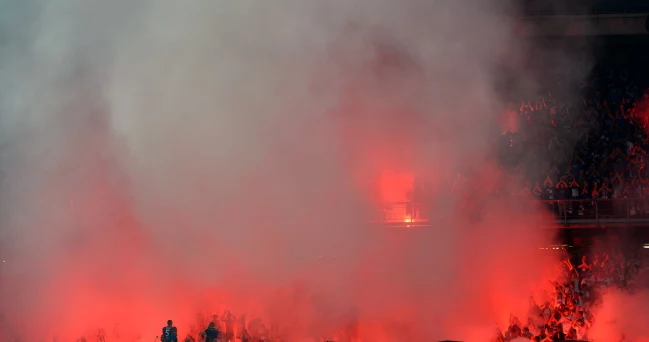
[0,1,571,341]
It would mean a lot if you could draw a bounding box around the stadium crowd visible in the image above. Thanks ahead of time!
[496,246,648,341]
[500,55,649,207]
[489,49,649,341]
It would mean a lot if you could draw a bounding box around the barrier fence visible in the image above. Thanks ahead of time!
[378,198,649,227]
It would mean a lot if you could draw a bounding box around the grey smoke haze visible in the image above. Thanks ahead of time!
[0,0,566,340]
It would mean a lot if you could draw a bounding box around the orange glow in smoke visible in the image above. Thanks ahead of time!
[378,171,413,203]
[377,171,415,223]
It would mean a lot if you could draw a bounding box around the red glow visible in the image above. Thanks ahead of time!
[377,171,413,203]
[375,171,430,224]
[0,98,568,342]
[634,93,649,131]
[0,29,602,342]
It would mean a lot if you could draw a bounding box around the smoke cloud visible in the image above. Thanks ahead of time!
[0,0,567,340]
[589,289,649,341]
[585,235,649,342]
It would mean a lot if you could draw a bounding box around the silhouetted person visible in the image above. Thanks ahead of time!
[201,321,220,342]
[162,320,174,342]
[220,310,236,342]
[168,327,179,342]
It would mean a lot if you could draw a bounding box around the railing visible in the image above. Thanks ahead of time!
[540,198,649,226]
[377,198,649,227]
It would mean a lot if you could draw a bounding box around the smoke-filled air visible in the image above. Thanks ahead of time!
[0,0,630,341]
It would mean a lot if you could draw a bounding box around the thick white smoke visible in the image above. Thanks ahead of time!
[0,0,564,340]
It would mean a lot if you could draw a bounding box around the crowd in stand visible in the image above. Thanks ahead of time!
[497,246,649,342]
[500,59,649,206]
[490,53,649,340]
